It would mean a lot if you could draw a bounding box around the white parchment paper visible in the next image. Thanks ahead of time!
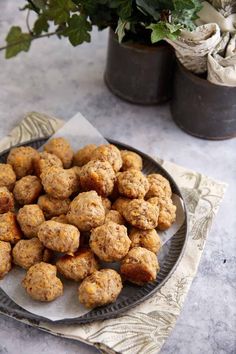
[0,113,185,321]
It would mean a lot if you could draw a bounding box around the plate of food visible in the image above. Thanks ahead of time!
[0,120,188,324]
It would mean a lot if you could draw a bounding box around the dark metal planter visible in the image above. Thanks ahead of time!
[104,29,175,105]
[171,61,236,140]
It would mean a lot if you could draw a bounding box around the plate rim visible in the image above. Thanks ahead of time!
[0,137,188,324]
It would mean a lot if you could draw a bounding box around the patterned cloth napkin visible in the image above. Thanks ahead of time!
[0,112,227,354]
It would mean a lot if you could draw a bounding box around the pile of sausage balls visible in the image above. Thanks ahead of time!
[0,138,176,309]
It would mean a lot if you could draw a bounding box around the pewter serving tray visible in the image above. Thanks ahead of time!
[0,138,188,325]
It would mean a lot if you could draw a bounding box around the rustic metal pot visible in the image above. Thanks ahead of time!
[171,61,236,140]
[104,29,175,104]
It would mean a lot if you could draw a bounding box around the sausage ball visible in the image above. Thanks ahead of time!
[148,196,176,230]
[38,220,80,253]
[78,269,122,308]
[40,166,76,199]
[56,248,99,281]
[105,210,125,225]
[0,187,14,214]
[0,241,12,279]
[112,197,130,216]
[51,214,68,224]
[7,146,39,179]
[44,137,73,168]
[38,195,70,219]
[22,262,63,302]
[129,228,161,254]
[91,144,122,172]
[13,176,42,205]
[34,151,63,177]
[0,163,16,191]
[117,170,149,199]
[121,150,143,171]
[101,197,111,214]
[67,167,80,194]
[123,199,159,230]
[17,204,45,238]
[145,174,172,199]
[90,221,131,262]
[12,237,51,269]
[0,212,22,244]
[120,247,160,285]
[73,144,97,167]
[67,191,105,232]
[80,160,115,197]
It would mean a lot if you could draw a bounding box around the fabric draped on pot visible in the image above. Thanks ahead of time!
[104,29,175,105]
[166,23,222,74]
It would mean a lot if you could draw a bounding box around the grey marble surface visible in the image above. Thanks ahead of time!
[0,2,236,354]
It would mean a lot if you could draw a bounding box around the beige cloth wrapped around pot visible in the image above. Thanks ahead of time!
[166,23,221,73]
[207,33,236,85]
[197,1,236,32]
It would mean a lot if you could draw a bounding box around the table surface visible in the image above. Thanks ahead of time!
[0,2,236,354]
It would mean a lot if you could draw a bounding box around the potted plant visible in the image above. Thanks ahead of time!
[0,0,201,104]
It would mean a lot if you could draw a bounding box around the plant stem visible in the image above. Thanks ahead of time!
[26,9,33,34]
[0,30,61,52]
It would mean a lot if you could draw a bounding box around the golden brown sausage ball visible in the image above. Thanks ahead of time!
[0,163,16,191]
[51,214,68,224]
[121,150,143,171]
[17,204,45,238]
[0,187,14,214]
[0,241,12,279]
[38,194,70,219]
[112,197,130,216]
[0,212,22,244]
[22,262,63,301]
[34,151,63,177]
[117,170,149,199]
[148,196,176,230]
[38,220,80,253]
[56,248,99,281]
[80,160,115,197]
[129,228,161,254]
[120,247,159,285]
[105,210,125,225]
[73,144,97,167]
[40,166,76,200]
[44,137,73,168]
[101,197,111,214]
[78,269,122,308]
[7,146,39,179]
[90,221,131,262]
[67,191,105,232]
[13,175,42,205]
[67,167,80,194]
[123,199,159,230]
[145,174,172,199]
[91,144,122,172]
[12,237,50,269]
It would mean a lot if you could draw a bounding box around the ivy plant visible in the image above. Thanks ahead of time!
[0,0,202,58]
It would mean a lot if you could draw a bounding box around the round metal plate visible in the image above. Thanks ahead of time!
[0,138,188,325]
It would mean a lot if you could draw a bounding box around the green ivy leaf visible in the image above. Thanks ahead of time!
[136,0,160,20]
[148,22,181,42]
[31,0,47,10]
[5,26,31,59]
[115,18,130,42]
[47,0,77,25]
[33,15,49,35]
[63,14,92,46]
[109,0,133,19]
